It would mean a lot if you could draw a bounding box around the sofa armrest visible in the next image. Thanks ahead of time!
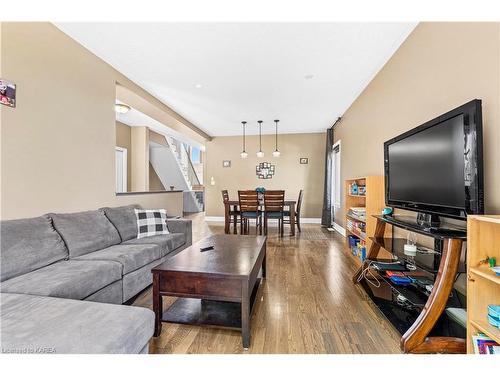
[166,219,192,247]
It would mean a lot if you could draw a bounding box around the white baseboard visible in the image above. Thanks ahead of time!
[300,218,321,224]
[333,222,346,236]
[204,216,225,222]
[204,216,321,224]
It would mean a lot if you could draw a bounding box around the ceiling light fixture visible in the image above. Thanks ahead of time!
[195,83,203,89]
[304,74,314,80]
[273,119,281,157]
[114,103,131,114]
[256,120,264,158]
[240,121,248,159]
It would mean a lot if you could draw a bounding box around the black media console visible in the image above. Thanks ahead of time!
[353,215,467,354]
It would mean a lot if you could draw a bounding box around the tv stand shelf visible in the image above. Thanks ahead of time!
[353,215,466,354]
[375,215,466,239]
[369,237,439,274]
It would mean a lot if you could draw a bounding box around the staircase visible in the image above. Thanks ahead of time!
[149,136,204,213]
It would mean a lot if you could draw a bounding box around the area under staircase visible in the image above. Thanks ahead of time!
[149,136,204,213]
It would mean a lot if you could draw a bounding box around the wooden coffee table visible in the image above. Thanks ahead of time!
[151,234,267,348]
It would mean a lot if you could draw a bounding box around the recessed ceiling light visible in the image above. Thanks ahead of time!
[115,103,131,114]
[195,84,203,89]
[304,74,314,80]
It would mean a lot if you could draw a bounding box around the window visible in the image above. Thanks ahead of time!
[190,147,202,164]
[332,140,341,208]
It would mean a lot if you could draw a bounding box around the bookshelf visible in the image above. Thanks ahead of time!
[467,215,500,354]
[344,176,388,264]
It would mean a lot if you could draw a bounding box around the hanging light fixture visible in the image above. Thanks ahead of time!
[256,120,264,158]
[273,119,281,157]
[240,121,248,159]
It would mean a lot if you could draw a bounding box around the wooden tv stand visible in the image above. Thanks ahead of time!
[353,215,466,354]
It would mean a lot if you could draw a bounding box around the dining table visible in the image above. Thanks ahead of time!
[223,199,297,236]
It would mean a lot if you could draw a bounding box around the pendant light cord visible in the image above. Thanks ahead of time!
[274,120,279,151]
[242,121,246,152]
[258,121,262,151]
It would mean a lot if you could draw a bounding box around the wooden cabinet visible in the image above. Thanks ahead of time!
[466,215,500,354]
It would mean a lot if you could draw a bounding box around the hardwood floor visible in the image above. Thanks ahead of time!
[133,213,402,354]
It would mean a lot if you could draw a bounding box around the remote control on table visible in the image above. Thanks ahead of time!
[200,245,214,252]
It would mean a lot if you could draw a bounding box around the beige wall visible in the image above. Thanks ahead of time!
[148,130,167,190]
[334,22,500,227]
[0,22,186,219]
[130,126,150,191]
[116,121,132,191]
[149,163,166,191]
[205,133,325,218]
[116,124,167,192]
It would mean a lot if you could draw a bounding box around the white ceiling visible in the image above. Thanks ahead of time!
[116,106,205,150]
[56,23,416,137]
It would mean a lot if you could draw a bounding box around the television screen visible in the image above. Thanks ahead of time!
[387,114,465,209]
[384,99,483,220]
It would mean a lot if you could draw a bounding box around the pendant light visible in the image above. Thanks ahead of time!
[256,120,264,158]
[272,119,281,157]
[240,121,248,158]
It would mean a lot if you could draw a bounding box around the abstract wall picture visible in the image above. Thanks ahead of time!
[0,79,16,108]
[300,158,309,164]
[222,160,231,168]
[256,162,275,179]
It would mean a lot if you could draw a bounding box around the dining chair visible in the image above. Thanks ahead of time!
[222,190,240,234]
[238,190,262,235]
[284,189,303,232]
[263,190,285,237]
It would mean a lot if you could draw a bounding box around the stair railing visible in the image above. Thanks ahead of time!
[164,135,201,189]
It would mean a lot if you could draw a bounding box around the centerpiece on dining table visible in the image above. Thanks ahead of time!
[255,187,266,204]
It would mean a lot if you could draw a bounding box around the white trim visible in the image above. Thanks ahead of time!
[204,216,225,222]
[300,218,322,224]
[115,146,128,193]
[333,222,346,236]
[204,216,321,224]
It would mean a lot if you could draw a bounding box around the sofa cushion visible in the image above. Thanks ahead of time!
[0,215,68,282]
[166,218,193,248]
[123,233,186,257]
[135,209,170,238]
[75,244,161,275]
[49,210,121,258]
[0,293,154,354]
[101,204,141,242]
[0,260,122,300]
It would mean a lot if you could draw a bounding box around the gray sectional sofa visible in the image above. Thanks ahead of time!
[0,204,192,354]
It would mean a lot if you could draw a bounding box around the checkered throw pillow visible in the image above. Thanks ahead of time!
[134,209,170,238]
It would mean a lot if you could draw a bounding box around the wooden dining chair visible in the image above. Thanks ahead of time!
[222,190,240,234]
[284,189,303,232]
[264,190,285,237]
[238,190,262,235]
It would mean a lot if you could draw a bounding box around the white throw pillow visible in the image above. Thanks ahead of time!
[134,209,170,238]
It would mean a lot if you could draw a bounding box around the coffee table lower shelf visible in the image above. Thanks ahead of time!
[160,278,262,331]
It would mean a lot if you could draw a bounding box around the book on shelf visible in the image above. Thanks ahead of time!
[346,218,366,239]
[350,207,366,212]
[348,207,366,220]
[472,333,500,354]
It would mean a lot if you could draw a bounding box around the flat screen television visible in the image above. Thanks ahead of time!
[384,99,484,222]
